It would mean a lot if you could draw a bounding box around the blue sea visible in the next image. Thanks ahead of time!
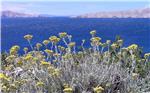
[1,17,150,53]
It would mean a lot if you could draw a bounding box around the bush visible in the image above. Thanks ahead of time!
[1,31,150,93]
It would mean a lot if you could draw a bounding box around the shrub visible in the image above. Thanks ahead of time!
[1,31,150,93]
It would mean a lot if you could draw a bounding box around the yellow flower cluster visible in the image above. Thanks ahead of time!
[91,37,101,46]
[68,42,76,48]
[0,73,9,81]
[10,45,20,55]
[144,53,150,58]
[5,55,16,62]
[36,81,44,87]
[24,34,33,40]
[17,61,23,66]
[111,43,118,49]
[24,54,33,61]
[52,69,60,77]
[93,86,104,93]
[36,43,42,50]
[59,32,67,38]
[2,31,149,93]
[5,65,13,71]
[91,37,101,42]
[58,46,65,51]
[43,40,50,46]
[63,85,73,93]
[90,30,96,35]
[23,47,28,53]
[47,66,61,77]
[40,61,50,67]
[44,49,53,55]
[49,36,60,43]
[127,44,138,50]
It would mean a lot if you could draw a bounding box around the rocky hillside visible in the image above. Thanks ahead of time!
[77,8,150,18]
[1,11,40,18]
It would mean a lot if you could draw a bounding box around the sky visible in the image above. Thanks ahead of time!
[2,0,150,16]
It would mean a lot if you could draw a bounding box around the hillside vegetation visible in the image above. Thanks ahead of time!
[1,31,150,93]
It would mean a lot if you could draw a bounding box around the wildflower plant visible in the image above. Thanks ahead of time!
[1,30,150,93]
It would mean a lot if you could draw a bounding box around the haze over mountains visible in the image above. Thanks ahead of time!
[77,7,150,18]
[1,7,150,18]
[1,11,40,18]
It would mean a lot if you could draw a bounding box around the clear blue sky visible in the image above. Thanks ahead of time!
[2,0,149,16]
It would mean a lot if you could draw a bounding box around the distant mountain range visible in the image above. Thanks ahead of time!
[1,11,40,18]
[1,11,59,18]
[76,7,150,18]
[1,7,150,18]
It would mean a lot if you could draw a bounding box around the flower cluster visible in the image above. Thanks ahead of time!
[49,36,60,44]
[24,34,33,40]
[1,30,150,93]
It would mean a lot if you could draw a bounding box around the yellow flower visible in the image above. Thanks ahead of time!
[111,43,118,49]
[91,37,101,45]
[36,43,42,50]
[24,34,33,40]
[52,69,61,77]
[44,49,53,55]
[5,65,13,71]
[68,42,76,48]
[10,49,17,55]
[59,32,67,38]
[11,45,20,51]
[0,73,6,79]
[23,47,28,53]
[91,37,101,42]
[24,54,33,61]
[93,86,104,93]
[61,47,65,51]
[48,66,55,74]
[117,39,123,44]
[141,59,145,62]
[5,55,16,62]
[90,30,96,35]
[144,53,150,58]
[33,57,38,61]
[127,44,138,50]
[63,87,73,93]
[17,61,23,66]
[43,40,50,46]
[36,81,44,87]
[10,45,20,55]
[0,73,9,81]
[41,61,50,67]
[49,36,60,43]
[63,83,70,88]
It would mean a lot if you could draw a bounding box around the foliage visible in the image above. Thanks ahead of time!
[0,31,150,93]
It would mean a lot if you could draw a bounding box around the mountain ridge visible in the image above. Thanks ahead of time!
[1,11,40,18]
[1,11,70,18]
[76,7,150,18]
[2,7,150,18]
